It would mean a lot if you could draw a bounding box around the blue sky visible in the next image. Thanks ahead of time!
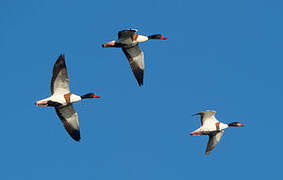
[0,0,282,179]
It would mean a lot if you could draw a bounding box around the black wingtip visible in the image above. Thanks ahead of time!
[134,69,144,87]
[57,54,65,63]
[192,113,201,116]
[138,81,143,87]
[59,54,65,58]
[71,133,81,142]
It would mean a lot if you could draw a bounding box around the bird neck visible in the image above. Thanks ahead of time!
[147,34,167,40]
[148,34,162,39]
[228,122,244,127]
[81,93,94,99]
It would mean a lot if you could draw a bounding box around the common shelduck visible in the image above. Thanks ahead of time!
[35,55,100,141]
[190,110,245,156]
[102,29,167,86]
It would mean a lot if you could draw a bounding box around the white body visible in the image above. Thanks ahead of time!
[109,34,149,46]
[191,110,228,156]
[36,93,81,106]
[193,122,228,135]
[191,110,228,135]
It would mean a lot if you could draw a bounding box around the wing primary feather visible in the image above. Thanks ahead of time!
[50,54,70,95]
[205,131,224,156]
[122,45,144,86]
[55,105,80,142]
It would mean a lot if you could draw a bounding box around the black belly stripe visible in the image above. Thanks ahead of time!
[47,101,62,107]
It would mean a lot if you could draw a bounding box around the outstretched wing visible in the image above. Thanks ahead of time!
[55,104,80,141]
[51,54,70,95]
[193,110,218,126]
[205,130,224,156]
[122,45,144,86]
[118,29,137,39]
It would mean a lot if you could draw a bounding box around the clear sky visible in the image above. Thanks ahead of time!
[0,0,282,179]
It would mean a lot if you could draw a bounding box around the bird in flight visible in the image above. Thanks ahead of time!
[190,110,245,156]
[35,55,100,141]
[102,29,167,86]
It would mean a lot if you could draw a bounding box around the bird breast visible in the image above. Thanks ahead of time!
[70,94,82,103]
[135,35,149,43]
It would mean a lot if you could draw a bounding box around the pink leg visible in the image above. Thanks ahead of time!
[102,41,116,48]
[190,131,201,136]
[36,101,48,107]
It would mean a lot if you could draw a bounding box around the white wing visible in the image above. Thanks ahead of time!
[122,45,144,86]
[205,130,224,156]
[55,104,80,141]
[51,55,70,95]
[193,110,218,126]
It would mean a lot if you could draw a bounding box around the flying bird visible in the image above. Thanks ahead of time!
[102,29,167,86]
[35,55,100,141]
[190,110,245,156]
